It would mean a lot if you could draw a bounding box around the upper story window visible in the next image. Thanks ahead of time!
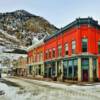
[52,48,56,58]
[33,56,35,63]
[58,45,62,57]
[37,54,39,62]
[98,41,100,54]
[39,53,40,62]
[82,38,88,52]
[72,41,76,54]
[39,52,43,61]
[49,49,51,58]
[65,43,68,55]
[35,53,37,62]
[46,50,48,59]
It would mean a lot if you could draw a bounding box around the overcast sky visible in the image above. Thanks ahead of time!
[0,0,100,28]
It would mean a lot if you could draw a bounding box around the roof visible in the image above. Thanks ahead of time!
[44,17,100,42]
[32,37,39,44]
[4,48,27,54]
[26,35,47,52]
[27,38,44,52]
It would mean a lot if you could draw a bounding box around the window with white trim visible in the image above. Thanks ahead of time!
[58,45,62,57]
[72,41,76,54]
[65,43,68,55]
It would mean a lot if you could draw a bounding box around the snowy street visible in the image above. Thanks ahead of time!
[0,76,100,100]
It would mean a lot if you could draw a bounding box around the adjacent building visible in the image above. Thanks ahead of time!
[27,39,44,78]
[12,55,27,76]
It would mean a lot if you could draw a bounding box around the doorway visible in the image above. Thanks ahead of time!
[82,69,88,81]
[81,58,89,81]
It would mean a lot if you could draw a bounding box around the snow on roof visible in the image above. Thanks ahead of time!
[32,37,39,44]
[27,39,44,52]
[26,35,47,52]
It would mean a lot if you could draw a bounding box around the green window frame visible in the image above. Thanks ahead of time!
[68,60,73,78]
[81,58,89,70]
[93,58,97,70]
[73,59,78,78]
[82,38,88,52]
[98,41,100,54]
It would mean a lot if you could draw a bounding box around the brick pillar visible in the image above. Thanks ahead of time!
[55,61,58,77]
[41,63,44,76]
[32,65,34,77]
[58,60,64,81]
[97,59,99,79]
[89,57,93,81]
[61,60,64,81]
[78,58,82,81]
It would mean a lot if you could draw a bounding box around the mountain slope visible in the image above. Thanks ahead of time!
[0,10,59,47]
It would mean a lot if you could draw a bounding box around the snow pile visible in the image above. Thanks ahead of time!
[0,82,32,100]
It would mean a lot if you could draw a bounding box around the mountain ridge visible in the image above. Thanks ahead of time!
[0,10,59,48]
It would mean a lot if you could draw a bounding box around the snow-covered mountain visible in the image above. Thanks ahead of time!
[0,29,20,49]
[0,10,58,47]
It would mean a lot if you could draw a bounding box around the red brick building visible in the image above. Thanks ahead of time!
[44,18,99,81]
[27,18,100,82]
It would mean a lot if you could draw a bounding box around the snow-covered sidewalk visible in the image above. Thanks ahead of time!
[4,76,100,88]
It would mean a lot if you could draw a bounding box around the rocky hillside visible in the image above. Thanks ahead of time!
[0,10,58,47]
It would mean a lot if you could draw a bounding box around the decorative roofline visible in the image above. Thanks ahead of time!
[44,17,100,42]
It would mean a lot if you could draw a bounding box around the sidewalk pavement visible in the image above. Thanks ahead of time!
[4,76,100,87]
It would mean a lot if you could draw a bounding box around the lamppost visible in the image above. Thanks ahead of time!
[0,61,2,78]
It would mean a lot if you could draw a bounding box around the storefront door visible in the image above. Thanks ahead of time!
[81,58,89,81]
[82,69,88,81]
[63,60,68,79]
[29,65,32,75]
